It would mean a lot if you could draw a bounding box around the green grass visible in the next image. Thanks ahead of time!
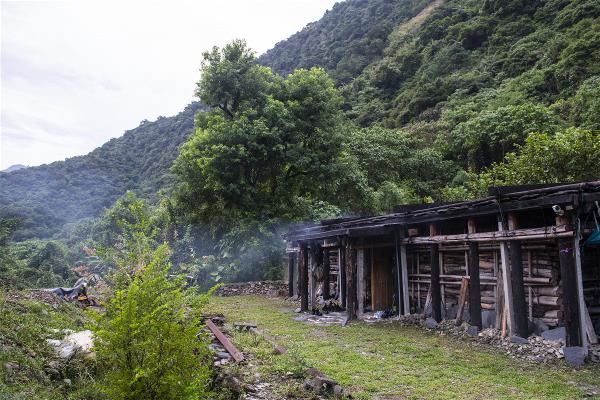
[207,295,600,400]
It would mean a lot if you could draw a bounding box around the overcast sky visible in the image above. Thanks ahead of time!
[0,0,338,169]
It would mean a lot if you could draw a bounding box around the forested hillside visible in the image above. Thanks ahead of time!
[258,0,431,83]
[0,103,204,240]
[2,0,599,242]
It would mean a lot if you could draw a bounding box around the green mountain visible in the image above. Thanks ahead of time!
[2,0,598,240]
[0,103,204,240]
[257,0,432,83]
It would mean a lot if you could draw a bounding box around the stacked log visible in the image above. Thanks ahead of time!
[328,251,340,300]
[526,247,561,327]
[406,242,564,327]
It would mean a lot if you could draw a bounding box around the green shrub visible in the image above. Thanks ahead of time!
[95,244,212,400]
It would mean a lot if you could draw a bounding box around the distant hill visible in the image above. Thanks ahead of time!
[0,103,204,240]
[1,164,27,173]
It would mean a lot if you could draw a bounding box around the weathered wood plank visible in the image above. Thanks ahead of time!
[455,277,469,325]
[206,319,244,362]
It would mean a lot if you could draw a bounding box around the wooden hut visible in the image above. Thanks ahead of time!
[286,181,600,350]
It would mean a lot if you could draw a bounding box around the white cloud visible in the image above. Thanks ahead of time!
[0,0,338,169]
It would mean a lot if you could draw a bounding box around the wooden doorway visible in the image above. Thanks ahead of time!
[371,247,394,311]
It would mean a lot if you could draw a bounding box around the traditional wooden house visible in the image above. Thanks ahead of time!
[285,181,600,352]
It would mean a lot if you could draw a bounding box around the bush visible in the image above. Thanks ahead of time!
[95,244,213,400]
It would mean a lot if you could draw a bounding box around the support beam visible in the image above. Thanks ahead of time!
[339,239,347,308]
[323,248,331,300]
[508,213,528,338]
[498,220,514,334]
[430,224,442,322]
[557,215,583,347]
[357,248,365,317]
[300,244,309,312]
[559,236,583,346]
[467,218,482,329]
[394,231,401,316]
[345,241,356,320]
[288,252,295,298]
[394,228,410,316]
[401,243,410,315]
[574,222,589,352]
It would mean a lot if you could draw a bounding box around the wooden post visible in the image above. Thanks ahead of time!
[288,252,295,298]
[345,241,355,320]
[323,248,331,300]
[339,239,346,308]
[357,248,365,317]
[508,213,528,338]
[574,224,589,352]
[430,223,442,322]
[455,277,469,325]
[401,243,410,315]
[498,219,514,334]
[495,250,504,329]
[467,218,482,329]
[393,229,404,316]
[300,244,309,312]
[558,236,583,346]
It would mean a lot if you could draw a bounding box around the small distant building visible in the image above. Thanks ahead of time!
[285,181,600,350]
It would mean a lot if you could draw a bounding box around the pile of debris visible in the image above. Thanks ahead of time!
[214,281,288,297]
[416,317,594,365]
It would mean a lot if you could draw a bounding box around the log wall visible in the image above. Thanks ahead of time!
[407,241,563,326]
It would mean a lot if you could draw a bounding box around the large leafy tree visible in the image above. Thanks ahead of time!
[174,40,345,227]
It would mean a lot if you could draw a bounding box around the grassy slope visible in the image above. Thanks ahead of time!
[0,291,98,399]
[207,295,600,400]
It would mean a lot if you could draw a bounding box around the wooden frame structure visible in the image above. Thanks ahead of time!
[286,181,600,348]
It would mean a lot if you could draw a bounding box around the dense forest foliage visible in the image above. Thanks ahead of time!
[0,103,204,240]
[258,0,431,83]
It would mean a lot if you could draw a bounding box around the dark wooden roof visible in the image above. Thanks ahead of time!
[287,181,600,242]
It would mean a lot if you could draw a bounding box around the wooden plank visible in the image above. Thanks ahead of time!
[357,248,365,317]
[400,243,410,315]
[339,244,346,308]
[346,243,356,320]
[467,218,482,329]
[394,230,402,316]
[455,277,469,325]
[429,224,442,322]
[498,220,514,335]
[501,306,507,338]
[371,247,394,311]
[573,229,588,351]
[558,235,583,347]
[424,286,432,315]
[584,305,599,344]
[206,319,244,362]
[508,213,528,338]
[467,244,482,328]
[400,226,573,245]
[323,248,330,300]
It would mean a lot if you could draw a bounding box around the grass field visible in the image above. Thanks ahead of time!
[207,295,600,399]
